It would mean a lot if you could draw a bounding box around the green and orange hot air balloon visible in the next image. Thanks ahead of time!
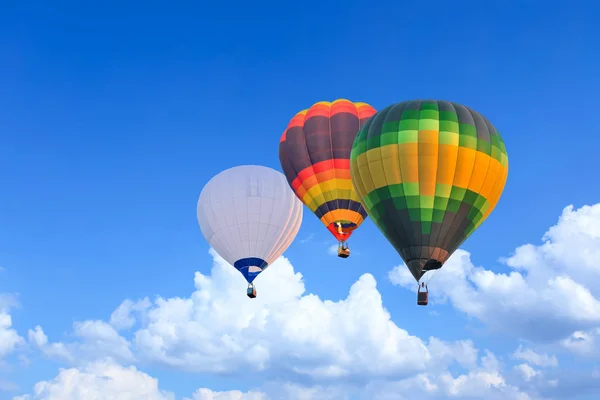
[350,100,508,304]
[279,99,377,258]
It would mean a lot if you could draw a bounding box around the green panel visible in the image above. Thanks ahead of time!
[447,198,461,212]
[490,134,501,148]
[380,131,398,146]
[397,130,418,144]
[459,135,477,149]
[439,131,459,146]
[406,195,420,209]
[467,206,483,221]
[476,139,492,154]
[439,111,458,122]
[449,186,466,201]
[491,145,502,162]
[473,195,487,210]
[388,184,405,197]
[419,109,439,120]
[403,182,420,196]
[393,196,407,210]
[420,101,439,110]
[433,196,449,211]
[366,189,380,205]
[401,110,420,119]
[376,186,392,201]
[459,123,477,138]
[419,118,439,131]
[362,194,373,209]
[381,121,400,135]
[367,135,382,150]
[408,207,421,221]
[369,205,380,220]
[421,221,432,234]
[463,189,479,206]
[432,209,445,223]
[435,183,452,198]
[421,208,434,222]
[420,195,434,209]
[398,118,419,131]
[352,140,367,156]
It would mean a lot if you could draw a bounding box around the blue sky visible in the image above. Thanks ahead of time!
[1,1,599,399]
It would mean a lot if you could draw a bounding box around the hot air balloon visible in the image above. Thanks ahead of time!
[350,100,508,305]
[278,99,376,258]
[197,165,303,298]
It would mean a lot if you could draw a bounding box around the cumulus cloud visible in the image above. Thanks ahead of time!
[15,355,530,400]
[560,328,600,357]
[0,294,25,361]
[13,359,175,400]
[28,320,135,364]
[108,250,443,380]
[184,388,266,400]
[389,203,600,345]
[20,247,536,398]
[512,346,558,368]
[110,298,151,331]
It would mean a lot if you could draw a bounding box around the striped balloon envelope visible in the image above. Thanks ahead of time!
[278,99,376,257]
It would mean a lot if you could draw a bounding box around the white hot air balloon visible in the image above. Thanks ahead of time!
[197,165,303,298]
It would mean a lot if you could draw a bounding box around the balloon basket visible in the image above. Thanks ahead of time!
[417,291,428,306]
[247,284,257,299]
[337,247,350,258]
[417,285,428,306]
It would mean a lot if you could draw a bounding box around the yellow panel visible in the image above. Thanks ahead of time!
[357,154,375,194]
[477,159,501,200]
[481,166,508,221]
[380,145,403,185]
[369,159,388,189]
[319,180,336,202]
[350,162,367,202]
[488,166,509,207]
[418,130,439,196]
[398,142,419,183]
[467,151,492,194]
[306,185,326,208]
[453,147,477,188]
[300,191,317,211]
[436,144,459,186]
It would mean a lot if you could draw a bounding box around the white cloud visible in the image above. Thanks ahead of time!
[124,250,436,379]
[184,388,266,400]
[389,203,600,345]
[13,359,175,400]
[28,320,135,364]
[22,248,535,398]
[514,364,539,382]
[560,328,600,357]
[513,346,558,367]
[110,298,151,330]
[0,294,25,361]
[15,355,531,400]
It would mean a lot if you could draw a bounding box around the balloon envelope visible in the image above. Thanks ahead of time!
[278,99,376,242]
[350,100,508,281]
[197,165,303,283]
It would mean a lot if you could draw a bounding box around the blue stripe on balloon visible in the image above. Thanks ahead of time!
[233,257,268,283]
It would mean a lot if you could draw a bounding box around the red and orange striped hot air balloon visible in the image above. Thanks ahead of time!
[278,99,377,258]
